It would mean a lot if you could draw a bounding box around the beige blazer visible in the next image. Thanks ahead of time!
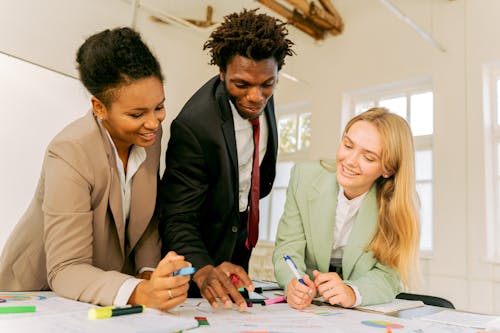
[0,111,161,305]
[273,160,401,306]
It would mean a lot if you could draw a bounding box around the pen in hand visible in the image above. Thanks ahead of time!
[283,255,306,285]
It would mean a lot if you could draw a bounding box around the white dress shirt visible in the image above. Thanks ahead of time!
[331,185,368,307]
[230,101,269,212]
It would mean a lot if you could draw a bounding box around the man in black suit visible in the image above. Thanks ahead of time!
[158,9,294,310]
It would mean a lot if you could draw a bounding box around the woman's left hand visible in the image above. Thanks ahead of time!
[312,270,355,308]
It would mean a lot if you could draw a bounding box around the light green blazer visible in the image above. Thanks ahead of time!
[272,160,401,306]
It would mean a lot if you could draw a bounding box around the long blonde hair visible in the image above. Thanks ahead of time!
[342,107,420,286]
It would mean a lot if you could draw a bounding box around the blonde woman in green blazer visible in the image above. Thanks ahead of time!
[273,108,420,309]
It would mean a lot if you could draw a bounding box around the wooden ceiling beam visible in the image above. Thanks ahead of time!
[317,0,344,35]
[259,0,344,40]
[257,0,324,40]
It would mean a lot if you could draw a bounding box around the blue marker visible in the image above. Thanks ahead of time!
[173,267,196,276]
[283,255,306,285]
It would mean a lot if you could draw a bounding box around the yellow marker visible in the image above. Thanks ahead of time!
[88,305,144,319]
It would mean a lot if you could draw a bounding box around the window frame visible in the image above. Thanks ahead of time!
[276,101,312,161]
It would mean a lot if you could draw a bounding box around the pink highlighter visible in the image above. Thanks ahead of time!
[264,296,286,306]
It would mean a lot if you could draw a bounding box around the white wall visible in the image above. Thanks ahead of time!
[1,0,500,314]
[0,53,89,248]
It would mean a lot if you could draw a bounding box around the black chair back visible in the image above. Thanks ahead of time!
[396,292,455,309]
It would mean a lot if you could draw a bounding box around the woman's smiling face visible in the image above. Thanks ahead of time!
[336,120,384,199]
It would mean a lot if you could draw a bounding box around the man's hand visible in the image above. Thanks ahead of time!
[313,270,356,308]
[129,251,191,310]
[193,262,254,311]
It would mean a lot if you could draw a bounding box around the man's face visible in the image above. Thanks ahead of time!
[220,55,278,120]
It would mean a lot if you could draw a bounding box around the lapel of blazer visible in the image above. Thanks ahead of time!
[306,166,338,273]
[96,117,125,255]
[263,95,278,158]
[127,129,160,253]
[127,160,155,253]
[216,80,238,177]
[342,185,378,279]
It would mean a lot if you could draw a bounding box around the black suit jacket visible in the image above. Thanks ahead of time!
[158,75,278,272]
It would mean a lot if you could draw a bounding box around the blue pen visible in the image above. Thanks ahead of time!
[173,266,196,276]
[283,255,306,285]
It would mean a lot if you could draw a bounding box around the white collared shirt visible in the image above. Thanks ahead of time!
[230,101,269,212]
[331,185,368,307]
[105,130,146,222]
[331,186,367,261]
[104,129,147,306]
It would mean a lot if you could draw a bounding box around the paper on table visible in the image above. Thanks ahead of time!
[0,296,198,333]
[168,298,429,333]
[0,296,91,320]
[0,309,198,333]
[420,309,499,329]
[355,298,425,313]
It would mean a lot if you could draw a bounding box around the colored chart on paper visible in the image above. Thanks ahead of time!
[0,294,47,303]
[361,320,404,329]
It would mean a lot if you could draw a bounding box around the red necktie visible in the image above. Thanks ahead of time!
[246,117,260,249]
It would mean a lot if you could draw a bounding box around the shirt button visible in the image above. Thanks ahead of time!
[232,226,238,233]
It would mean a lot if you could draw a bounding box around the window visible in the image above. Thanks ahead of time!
[259,101,312,242]
[277,102,312,155]
[259,162,294,241]
[347,79,434,252]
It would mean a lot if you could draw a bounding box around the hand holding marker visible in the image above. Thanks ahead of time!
[88,266,196,319]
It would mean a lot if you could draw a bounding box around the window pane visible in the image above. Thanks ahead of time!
[275,162,294,187]
[278,115,297,153]
[354,101,374,115]
[415,150,432,181]
[379,96,407,119]
[410,92,433,136]
[416,182,433,251]
[497,79,500,126]
[269,188,287,241]
[298,112,311,151]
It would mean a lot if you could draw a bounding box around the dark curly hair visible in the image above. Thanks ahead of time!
[203,8,294,71]
[76,27,163,107]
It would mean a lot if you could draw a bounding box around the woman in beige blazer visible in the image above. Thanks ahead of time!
[0,27,190,310]
[273,108,420,309]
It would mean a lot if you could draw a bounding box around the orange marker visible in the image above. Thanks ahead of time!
[386,327,392,333]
